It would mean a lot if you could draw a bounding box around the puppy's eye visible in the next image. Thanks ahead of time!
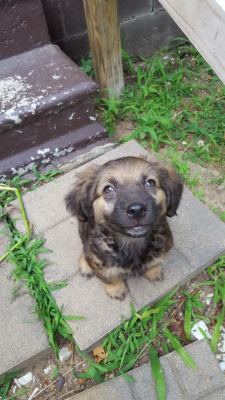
[145,178,156,188]
[103,185,115,194]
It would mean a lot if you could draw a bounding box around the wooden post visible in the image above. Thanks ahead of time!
[83,0,124,98]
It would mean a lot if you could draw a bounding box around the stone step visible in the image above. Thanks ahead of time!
[12,140,225,351]
[70,340,225,400]
[0,224,49,377]
[0,43,106,174]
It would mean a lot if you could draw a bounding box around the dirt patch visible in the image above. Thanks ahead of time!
[7,346,94,400]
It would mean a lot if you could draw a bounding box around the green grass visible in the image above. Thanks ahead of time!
[8,233,74,355]
[96,44,225,166]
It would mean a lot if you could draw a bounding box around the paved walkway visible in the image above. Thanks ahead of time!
[1,139,225,400]
[13,140,225,351]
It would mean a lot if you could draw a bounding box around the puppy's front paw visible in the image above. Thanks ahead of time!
[79,253,94,279]
[145,265,164,282]
[104,280,128,301]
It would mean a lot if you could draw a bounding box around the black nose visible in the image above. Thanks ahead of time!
[127,202,147,219]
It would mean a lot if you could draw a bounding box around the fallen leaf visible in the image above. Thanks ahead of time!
[93,345,107,363]
[76,378,86,385]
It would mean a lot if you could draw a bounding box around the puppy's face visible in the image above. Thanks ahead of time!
[66,157,183,238]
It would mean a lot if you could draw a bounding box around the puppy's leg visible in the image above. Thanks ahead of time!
[79,252,94,278]
[104,278,128,301]
[144,260,164,282]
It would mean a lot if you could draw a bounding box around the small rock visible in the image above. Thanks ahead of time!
[219,361,225,372]
[205,293,214,305]
[191,321,212,340]
[220,341,225,353]
[55,376,65,391]
[18,372,33,386]
[59,346,72,362]
[44,366,52,375]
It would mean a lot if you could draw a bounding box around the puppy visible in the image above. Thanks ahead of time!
[65,156,183,300]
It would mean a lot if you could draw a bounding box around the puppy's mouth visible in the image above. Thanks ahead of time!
[124,225,150,237]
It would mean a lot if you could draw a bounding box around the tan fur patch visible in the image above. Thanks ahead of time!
[144,265,164,281]
[79,253,93,277]
[98,158,158,187]
[104,279,128,300]
[152,188,167,214]
[93,196,114,224]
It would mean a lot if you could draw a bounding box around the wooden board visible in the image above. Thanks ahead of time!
[158,0,225,84]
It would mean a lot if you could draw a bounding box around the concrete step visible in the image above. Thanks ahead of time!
[12,140,225,351]
[0,43,106,174]
[0,224,49,377]
[70,340,225,400]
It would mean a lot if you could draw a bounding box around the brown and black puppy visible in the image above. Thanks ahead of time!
[65,156,183,300]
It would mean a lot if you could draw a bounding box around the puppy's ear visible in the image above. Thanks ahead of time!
[158,166,183,217]
[65,164,100,222]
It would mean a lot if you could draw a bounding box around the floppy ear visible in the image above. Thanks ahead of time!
[158,166,183,217]
[65,164,100,222]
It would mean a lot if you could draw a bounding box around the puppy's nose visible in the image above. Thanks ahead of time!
[127,202,147,219]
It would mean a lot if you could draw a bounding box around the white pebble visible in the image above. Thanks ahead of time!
[219,361,225,372]
[197,139,205,147]
[59,346,72,362]
[220,340,225,353]
[18,372,33,386]
[44,366,52,375]
[191,321,212,340]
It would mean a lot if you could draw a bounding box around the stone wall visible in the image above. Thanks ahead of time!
[41,0,182,61]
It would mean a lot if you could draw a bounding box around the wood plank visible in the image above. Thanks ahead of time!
[83,0,124,98]
[158,0,225,84]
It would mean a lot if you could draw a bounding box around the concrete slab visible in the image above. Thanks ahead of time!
[128,357,183,400]
[71,375,133,400]
[170,187,225,267]
[13,140,225,351]
[0,225,49,377]
[53,273,133,351]
[166,340,225,399]
[71,341,225,400]
[43,218,82,283]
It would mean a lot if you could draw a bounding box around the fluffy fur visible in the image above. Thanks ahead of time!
[65,156,183,300]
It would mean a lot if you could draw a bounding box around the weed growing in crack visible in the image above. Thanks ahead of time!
[0,169,75,356]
